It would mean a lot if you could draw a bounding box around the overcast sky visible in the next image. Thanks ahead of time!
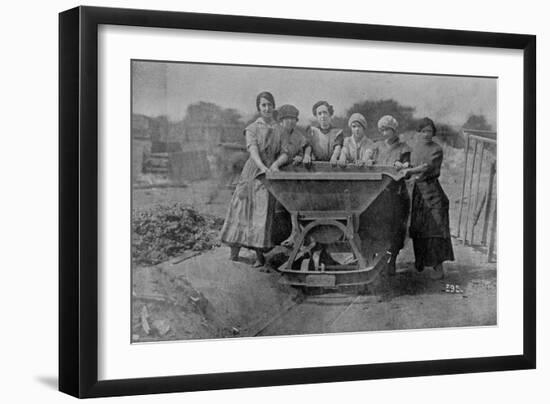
[132,61,496,128]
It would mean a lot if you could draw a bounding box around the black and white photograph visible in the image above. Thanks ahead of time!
[131,60,498,342]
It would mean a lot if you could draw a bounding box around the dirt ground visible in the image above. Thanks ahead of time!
[132,152,497,342]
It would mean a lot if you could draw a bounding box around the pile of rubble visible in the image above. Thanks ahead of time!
[132,203,224,265]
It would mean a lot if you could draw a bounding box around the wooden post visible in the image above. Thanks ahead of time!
[488,197,497,262]
[470,143,485,244]
[473,191,487,227]
[463,139,478,245]
[457,133,470,238]
[482,161,496,245]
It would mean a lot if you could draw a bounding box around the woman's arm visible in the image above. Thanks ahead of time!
[402,163,428,178]
[404,147,442,178]
[270,153,289,171]
[330,145,342,166]
[331,131,344,166]
[248,144,269,173]
[406,163,429,174]
[337,144,348,167]
[303,145,312,167]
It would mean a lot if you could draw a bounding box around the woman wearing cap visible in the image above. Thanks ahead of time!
[273,104,306,169]
[338,113,373,166]
[360,115,410,275]
[303,101,343,166]
[370,115,411,167]
[220,91,286,267]
[402,117,454,279]
[274,104,307,248]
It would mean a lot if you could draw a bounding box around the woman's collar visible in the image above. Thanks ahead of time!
[318,125,332,134]
[385,136,399,147]
[418,137,433,145]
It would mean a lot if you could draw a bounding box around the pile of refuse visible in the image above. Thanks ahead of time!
[132,203,224,265]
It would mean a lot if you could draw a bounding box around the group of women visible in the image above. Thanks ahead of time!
[219,91,454,278]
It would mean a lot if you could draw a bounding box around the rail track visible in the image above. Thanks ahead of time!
[253,287,375,337]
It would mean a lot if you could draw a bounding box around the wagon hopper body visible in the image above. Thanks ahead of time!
[264,162,407,288]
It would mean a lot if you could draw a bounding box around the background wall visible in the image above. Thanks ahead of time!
[0,0,546,402]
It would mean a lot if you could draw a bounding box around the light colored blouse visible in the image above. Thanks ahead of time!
[244,116,282,167]
[340,136,374,163]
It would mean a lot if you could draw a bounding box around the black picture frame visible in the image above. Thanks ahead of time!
[59,5,536,398]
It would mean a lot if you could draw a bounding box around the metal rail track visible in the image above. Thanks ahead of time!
[253,290,366,336]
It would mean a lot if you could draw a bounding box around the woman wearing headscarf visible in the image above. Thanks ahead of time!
[403,117,455,279]
[357,115,411,275]
[303,101,343,166]
[370,115,411,167]
[220,91,286,267]
[338,113,373,166]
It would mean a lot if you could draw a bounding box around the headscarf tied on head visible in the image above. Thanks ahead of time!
[377,115,399,131]
[348,113,368,129]
[278,104,299,121]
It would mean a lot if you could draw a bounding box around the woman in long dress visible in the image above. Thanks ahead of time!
[274,104,306,248]
[403,117,455,279]
[219,91,287,267]
[366,115,411,275]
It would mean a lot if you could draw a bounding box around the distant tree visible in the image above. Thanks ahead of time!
[463,114,493,131]
[436,124,464,148]
[430,114,493,150]
[462,114,495,152]
[221,108,245,126]
[346,99,417,140]
[331,116,349,134]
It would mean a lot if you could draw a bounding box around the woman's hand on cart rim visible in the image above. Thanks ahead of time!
[302,154,312,167]
[329,156,339,167]
[292,155,303,165]
[258,165,271,175]
[337,157,347,168]
[269,163,280,172]
[402,163,428,179]
[394,161,410,170]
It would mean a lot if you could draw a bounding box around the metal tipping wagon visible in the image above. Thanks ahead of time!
[263,162,408,289]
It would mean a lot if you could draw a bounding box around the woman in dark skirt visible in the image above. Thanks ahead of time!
[403,117,454,279]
